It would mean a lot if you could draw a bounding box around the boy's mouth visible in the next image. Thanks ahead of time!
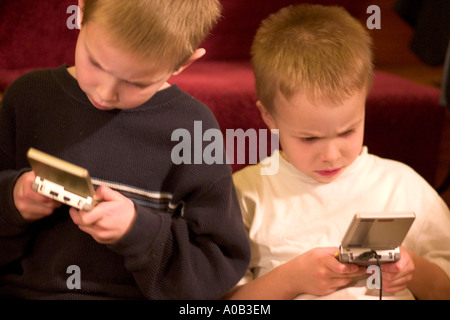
[91,98,111,110]
[316,167,342,177]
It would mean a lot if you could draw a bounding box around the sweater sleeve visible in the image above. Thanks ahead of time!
[0,84,34,267]
[108,173,250,299]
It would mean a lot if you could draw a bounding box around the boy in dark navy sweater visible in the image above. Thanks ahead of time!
[0,0,250,299]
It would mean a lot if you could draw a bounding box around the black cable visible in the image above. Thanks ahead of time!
[370,250,382,300]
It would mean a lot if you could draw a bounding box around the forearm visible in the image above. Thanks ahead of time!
[408,250,450,299]
[0,169,32,233]
[0,171,33,266]
[226,261,299,300]
[111,197,250,299]
[227,246,369,299]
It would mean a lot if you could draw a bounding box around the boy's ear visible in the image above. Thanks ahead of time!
[172,48,206,76]
[256,101,277,131]
[78,0,84,24]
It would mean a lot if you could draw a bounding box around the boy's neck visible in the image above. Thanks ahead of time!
[158,82,172,91]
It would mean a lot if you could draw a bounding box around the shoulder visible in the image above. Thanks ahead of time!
[232,153,280,217]
[5,67,60,90]
[364,151,446,212]
[179,89,219,127]
[366,152,428,184]
[3,69,46,95]
[231,154,285,229]
[233,149,287,197]
[2,66,64,104]
[152,85,221,130]
[233,162,266,192]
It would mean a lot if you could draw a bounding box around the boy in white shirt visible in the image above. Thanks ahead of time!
[225,4,450,300]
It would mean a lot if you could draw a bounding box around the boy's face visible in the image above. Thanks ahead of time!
[259,88,366,183]
[72,21,174,111]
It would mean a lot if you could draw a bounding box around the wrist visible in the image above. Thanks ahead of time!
[280,255,307,298]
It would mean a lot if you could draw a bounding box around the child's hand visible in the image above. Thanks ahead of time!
[69,185,137,244]
[290,247,366,296]
[380,246,414,293]
[13,171,62,221]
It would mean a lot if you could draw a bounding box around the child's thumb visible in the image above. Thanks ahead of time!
[94,185,118,202]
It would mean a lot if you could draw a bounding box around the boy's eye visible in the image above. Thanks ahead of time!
[128,82,147,89]
[340,129,355,136]
[301,137,318,143]
[90,59,102,69]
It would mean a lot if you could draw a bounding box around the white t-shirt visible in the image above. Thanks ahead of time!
[233,147,450,299]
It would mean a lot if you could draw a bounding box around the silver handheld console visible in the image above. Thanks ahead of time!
[338,212,415,266]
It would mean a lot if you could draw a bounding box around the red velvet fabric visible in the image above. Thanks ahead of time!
[0,0,445,185]
[0,0,78,90]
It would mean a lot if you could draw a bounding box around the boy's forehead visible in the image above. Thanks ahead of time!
[82,22,172,83]
[273,85,368,112]
[272,87,366,128]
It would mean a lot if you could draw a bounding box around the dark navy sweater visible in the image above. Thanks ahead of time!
[0,65,250,299]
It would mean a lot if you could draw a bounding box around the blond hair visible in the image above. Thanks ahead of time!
[251,4,373,111]
[81,0,222,70]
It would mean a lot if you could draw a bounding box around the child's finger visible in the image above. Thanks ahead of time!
[94,185,122,202]
[69,205,102,226]
[326,254,364,275]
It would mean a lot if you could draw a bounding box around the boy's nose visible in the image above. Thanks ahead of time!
[320,142,341,163]
[96,79,119,103]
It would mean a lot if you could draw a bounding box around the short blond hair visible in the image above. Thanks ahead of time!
[251,4,373,111]
[81,0,222,70]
